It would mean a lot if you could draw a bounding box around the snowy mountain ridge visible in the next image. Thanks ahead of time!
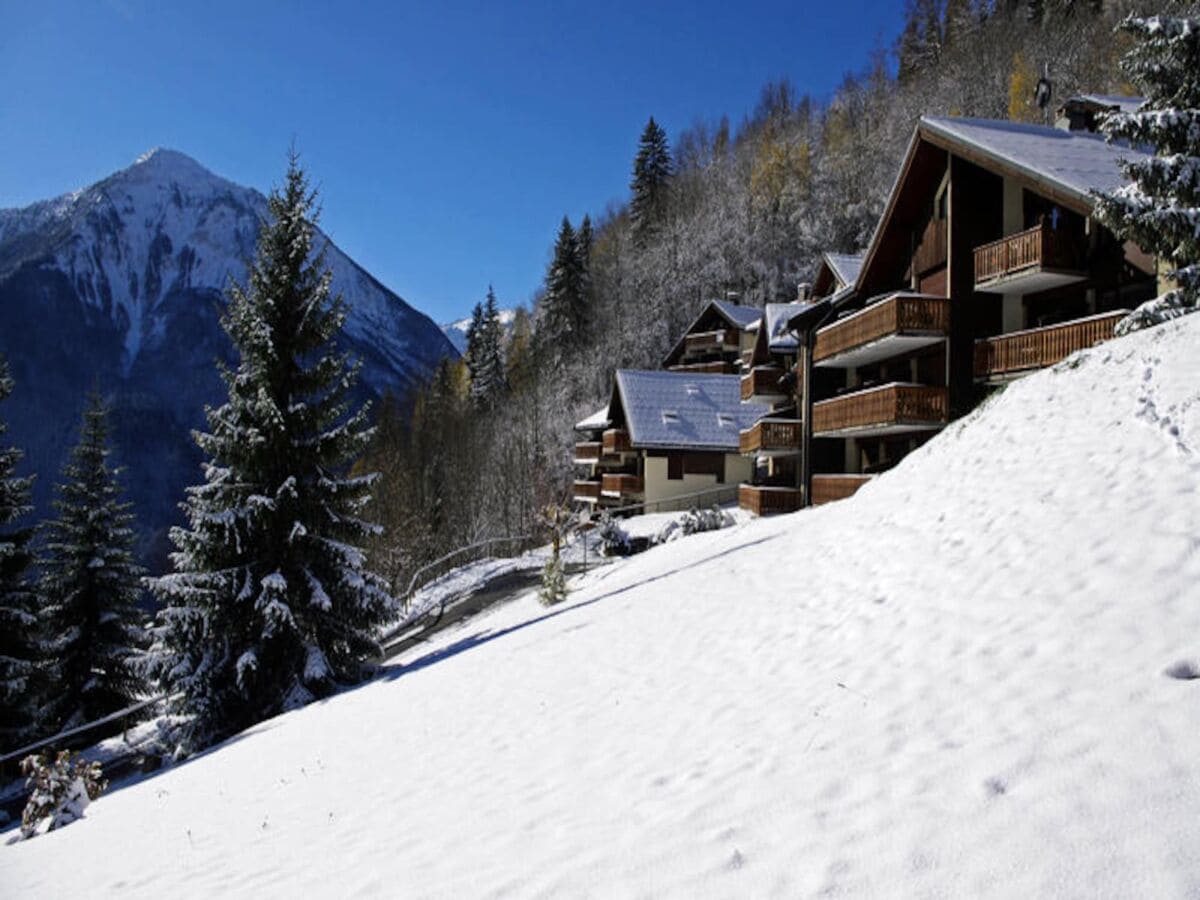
[440,306,519,355]
[0,148,447,378]
[0,149,455,564]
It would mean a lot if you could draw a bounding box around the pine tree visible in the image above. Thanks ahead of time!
[576,214,594,306]
[39,393,147,734]
[0,356,40,751]
[1095,14,1200,333]
[463,301,484,380]
[540,217,586,353]
[630,117,673,243]
[145,152,393,756]
[470,286,506,407]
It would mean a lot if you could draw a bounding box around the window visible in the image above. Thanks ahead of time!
[667,454,683,480]
[661,410,680,424]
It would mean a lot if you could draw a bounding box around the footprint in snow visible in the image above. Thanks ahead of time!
[1163,659,1200,680]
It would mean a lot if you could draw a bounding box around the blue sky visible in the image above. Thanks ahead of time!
[1,0,906,324]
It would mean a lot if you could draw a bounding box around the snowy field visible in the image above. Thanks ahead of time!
[3,315,1199,897]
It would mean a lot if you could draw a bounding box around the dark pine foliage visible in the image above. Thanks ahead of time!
[40,392,147,735]
[0,356,39,751]
[145,152,392,757]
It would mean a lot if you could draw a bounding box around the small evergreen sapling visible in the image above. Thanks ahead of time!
[539,504,571,606]
[1095,14,1200,333]
[40,392,147,734]
[19,750,106,839]
[144,151,393,756]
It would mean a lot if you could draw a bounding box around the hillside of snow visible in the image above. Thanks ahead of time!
[3,315,1199,896]
[0,149,455,561]
[440,306,519,355]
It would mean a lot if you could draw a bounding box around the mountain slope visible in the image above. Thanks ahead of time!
[0,149,455,564]
[3,315,1199,896]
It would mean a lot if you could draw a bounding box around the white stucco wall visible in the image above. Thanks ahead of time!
[643,453,754,505]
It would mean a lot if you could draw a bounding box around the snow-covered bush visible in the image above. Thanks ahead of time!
[539,554,569,606]
[19,750,107,839]
[595,511,632,557]
[653,505,732,545]
[680,504,731,536]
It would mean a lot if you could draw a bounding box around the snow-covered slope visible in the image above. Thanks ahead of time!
[4,316,1199,896]
[0,149,455,562]
[440,306,518,355]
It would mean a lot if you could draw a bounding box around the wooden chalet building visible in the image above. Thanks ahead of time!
[572,370,764,510]
[662,299,765,374]
[792,99,1157,506]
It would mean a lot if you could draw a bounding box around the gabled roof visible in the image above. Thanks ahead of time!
[919,115,1149,208]
[662,299,764,367]
[613,370,768,451]
[823,253,864,289]
[574,405,610,432]
[712,299,765,330]
[1072,94,1143,115]
[763,302,807,352]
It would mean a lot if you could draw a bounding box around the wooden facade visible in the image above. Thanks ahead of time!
[810,474,872,506]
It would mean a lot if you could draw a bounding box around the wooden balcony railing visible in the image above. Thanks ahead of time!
[738,484,801,516]
[912,218,947,276]
[740,366,786,401]
[973,222,1083,287]
[739,418,801,455]
[810,474,872,506]
[684,329,737,355]
[973,310,1127,379]
[812,383,948,436]
[601,473,644,496]
[602,428,632,454]
[574,441,602,462]
[667,360,736,374]
[813,294,950,364]
[573,480,602,502]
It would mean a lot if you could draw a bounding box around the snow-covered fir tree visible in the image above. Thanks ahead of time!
[145,152,393,756]
[470,286,506,407]
[629,117,672,243]
[39,392,146,734]
[540,217,587,354]
[0,356,40,751]
[1095,13,1200,333]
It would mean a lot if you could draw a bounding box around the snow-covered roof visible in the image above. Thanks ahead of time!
[920,115,1149,204]
[614,370,768,451]
[823,253,864,289]
[712,300,765,330]
[574,405,610,433]
[1073,94,1144,115]
[764,302,807,352]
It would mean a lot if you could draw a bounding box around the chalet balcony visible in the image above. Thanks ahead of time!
[974,310,1127,380]
[574,441,602,464]
[813,293,950,369]
[683,328,738,357]
[601,473,644,499]
[812,383,948,438]
[973,222,1086,293]
[738,484,801,516]
[740,366,787,403]
[602,428,633,454]
[810,474,872,506]
[667,360,737,374]
[739,418,801,457]
[573,479,602,504]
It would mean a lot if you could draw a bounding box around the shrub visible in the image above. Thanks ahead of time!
[19,750,107,839]
[596,511,632,557]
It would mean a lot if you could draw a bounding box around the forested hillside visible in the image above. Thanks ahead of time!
[362,0,1194,589]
